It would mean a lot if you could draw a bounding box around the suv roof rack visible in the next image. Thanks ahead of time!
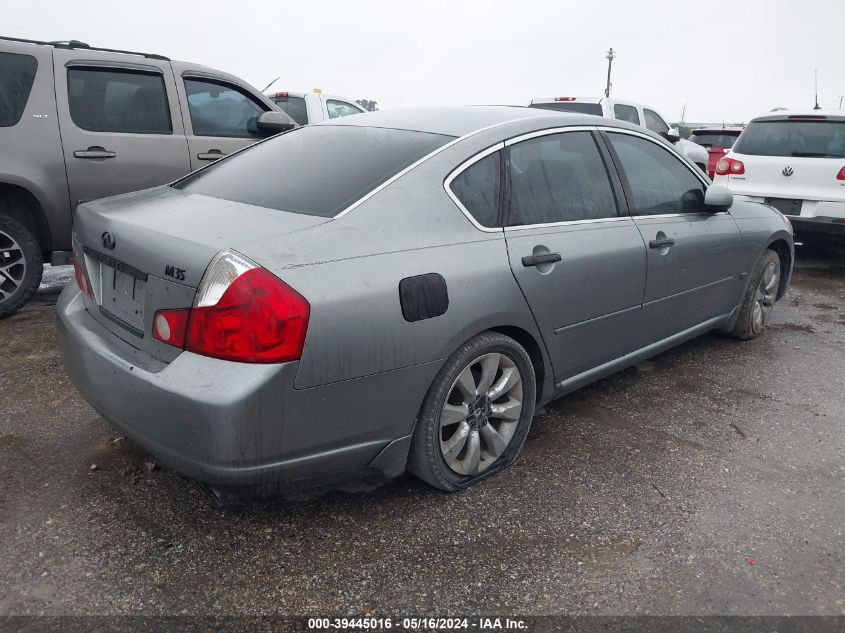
[0,35,170,61]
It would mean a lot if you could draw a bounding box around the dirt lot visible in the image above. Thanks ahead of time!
[0,248,843,616]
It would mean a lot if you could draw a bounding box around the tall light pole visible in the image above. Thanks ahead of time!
[605,48,615,98]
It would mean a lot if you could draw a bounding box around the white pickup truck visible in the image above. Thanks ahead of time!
[267,89,366,125]
[530,96,709,174]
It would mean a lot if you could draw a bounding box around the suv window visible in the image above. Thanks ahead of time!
[508,131,618,226]
[614,104,640,125]
[67,67,172,134]
[529,102,603,116]
[450,152,500,227]
[733,120,845,158]
[644,109,669,134]
[184,78,267,138]
[176,125,453,217]
[0,52,37,127]
[273,95,308,125]
[688,131,740,148]
[607,132,705,215]
[327,100,363,119]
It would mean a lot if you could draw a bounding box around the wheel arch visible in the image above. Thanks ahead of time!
[487,325,548,404]
[0,182,52,254]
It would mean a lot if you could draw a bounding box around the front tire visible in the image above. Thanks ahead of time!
[0,215,43,319]
[408,331,536,491]
[728,249,781,340]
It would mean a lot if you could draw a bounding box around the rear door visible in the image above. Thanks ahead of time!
[52,50,191,209]
[603,129,745,346]
[502,128,647,381]
[171,66,275,170]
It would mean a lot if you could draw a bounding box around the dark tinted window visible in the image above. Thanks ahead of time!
[273,95,308,125]
[0,52,37,127]
[643,109,669,134]
[688,131,740,148]
[608,132,705,215]
[508,131,617,226]
[614,104,640,125]
[185,78,266,137]
[67,67,171,134]
[529,102,603,116]
[733,120,845,158]
[450,152,500,227]
[326,100,363,119]
[176,125,453,217]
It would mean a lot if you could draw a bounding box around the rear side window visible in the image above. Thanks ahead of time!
[67,67,172,134]
[733,120,845,158]
[529,102,603,116]
[327,100,363,119]
[508,131,618,226]
[644,109,669,134]
[449,152,501,227]
[607,132,705,215]
[184,78,267,138]
[273,95,308,125]
[0,52,37,127]
[176,125,453,217]
[614,104,640,125]
[688,131,740,148]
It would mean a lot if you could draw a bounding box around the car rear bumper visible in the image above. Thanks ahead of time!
[57,285,437,491]
[787,215,845,243]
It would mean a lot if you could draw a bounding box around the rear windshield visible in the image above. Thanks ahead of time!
[688,131,740,148]
[273,96,308,125]
[0,52,38,127]
[175,125,454,217]
[733,120,845,158]
[530,102,603,116]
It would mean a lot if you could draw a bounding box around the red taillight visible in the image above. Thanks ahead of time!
[153,308,190,348]
[72,257,93,299]
[788,115,826,120]
[185,268,309,363]
[273,91,289,98]
[715,157,745,176]
[836,167,845,181]
[554,97,576,101]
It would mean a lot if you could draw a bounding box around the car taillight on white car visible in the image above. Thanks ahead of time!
[153,250,310,363]
[715,157,745,176]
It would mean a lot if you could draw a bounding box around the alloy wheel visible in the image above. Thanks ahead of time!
[0,229,27,302]
[752,261,779,333]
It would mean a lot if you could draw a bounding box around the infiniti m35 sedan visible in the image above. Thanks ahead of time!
[58,106,793,495]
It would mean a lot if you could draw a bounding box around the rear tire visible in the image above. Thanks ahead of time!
[728,249,781,340]
[0,215,43,319]
[408,331,536,491]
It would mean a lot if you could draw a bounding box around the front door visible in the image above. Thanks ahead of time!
[52,50,191,210]
[604,130,745,347]
[503,129,647,382]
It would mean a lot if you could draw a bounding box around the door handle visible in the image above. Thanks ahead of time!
[649,237,675,249]
[522,252,562,267]
[73,146,116,159]
[197,150,226,161]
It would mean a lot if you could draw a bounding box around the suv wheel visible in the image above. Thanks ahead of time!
[0,215,43,318]
[408,331,536,491]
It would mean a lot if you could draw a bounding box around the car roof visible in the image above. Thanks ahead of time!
[316,105,590,137]
[750,110,845,123]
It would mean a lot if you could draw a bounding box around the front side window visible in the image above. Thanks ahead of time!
[508,131,618,226]
[273,95,308,125]
[607,132,705,215]
[614,104,640,125]
[176,125,453,217]
[450,152,500,227]
[644,109,669,134]
[0,52,37,127]
[67,67,171,134]
[733,120,845,158]
[326,100,363,119]
[184,78,267,138]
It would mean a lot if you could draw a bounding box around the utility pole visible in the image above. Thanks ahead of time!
[813,69,820,110]
[605,48,615,98]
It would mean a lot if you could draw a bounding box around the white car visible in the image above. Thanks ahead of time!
[713,111,845,244]
[529,96,709,173]
[267,89,366,125]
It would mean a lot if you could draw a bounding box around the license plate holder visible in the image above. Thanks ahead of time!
[99,264,146,334]
[765,197,803,216]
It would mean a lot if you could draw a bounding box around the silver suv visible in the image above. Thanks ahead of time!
[0,36,294,317]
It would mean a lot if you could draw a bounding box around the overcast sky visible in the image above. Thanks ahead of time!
[7,0,843,123]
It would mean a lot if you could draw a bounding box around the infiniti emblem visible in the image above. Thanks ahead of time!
[782,165,794,177]
[101,231,116,250]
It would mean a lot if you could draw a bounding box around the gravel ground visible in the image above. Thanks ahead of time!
[0,247,843,616]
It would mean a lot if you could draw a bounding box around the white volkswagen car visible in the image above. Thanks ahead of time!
[713,111,845,244]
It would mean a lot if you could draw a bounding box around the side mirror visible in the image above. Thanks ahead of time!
[255,111,295,136]
[660,128,681,143]
[704,184,733,211]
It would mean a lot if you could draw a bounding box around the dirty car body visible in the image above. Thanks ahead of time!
[57,106,794,495]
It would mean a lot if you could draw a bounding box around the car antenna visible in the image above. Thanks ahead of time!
[813,69,821,110]
[262,76,280,92]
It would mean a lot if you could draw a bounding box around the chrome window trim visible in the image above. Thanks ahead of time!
[633,212,728,220]
[443,142,505,233]
[503,124,596,146]
[504,216,631,232]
